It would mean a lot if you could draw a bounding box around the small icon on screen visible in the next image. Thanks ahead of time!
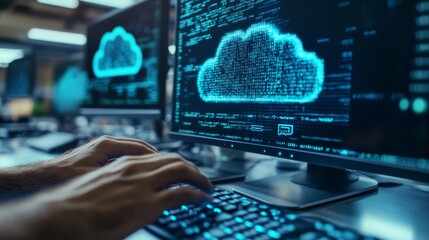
[250,125,264,132]
[278,124,294,136]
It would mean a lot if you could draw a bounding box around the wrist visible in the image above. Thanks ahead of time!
[43,158,77,181]
[0,160,70,193]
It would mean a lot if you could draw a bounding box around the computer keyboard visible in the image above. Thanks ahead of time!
[149,188,378,240]
[26,132,79,153]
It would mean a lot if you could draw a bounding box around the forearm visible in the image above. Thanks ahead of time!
[0,161,70,193]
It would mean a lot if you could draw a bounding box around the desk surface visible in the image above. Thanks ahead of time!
[210,160,429,240]
[1,143,428,240]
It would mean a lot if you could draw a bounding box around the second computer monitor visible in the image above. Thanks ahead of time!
[82,0,169,118]
[4,57,36,99]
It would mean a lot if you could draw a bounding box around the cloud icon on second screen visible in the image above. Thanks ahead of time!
[197,23,324,104]
[93,26,143,78]
[54,66,88,114]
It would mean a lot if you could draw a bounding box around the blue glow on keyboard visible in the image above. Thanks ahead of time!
[213,208,222,213]
[255,224,266,233]
[244,221,254,228]
[268,229,281,239]
[234,233,245,240]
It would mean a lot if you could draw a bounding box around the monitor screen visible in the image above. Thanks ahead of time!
[83,0,169,117]
[171,0,429,181]
[4,57,35,99]
[53,60,88,115]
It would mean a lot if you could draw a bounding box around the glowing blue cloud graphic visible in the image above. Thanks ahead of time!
[198,23,324,104]
[54,66,88,114]
[93,26,143,78]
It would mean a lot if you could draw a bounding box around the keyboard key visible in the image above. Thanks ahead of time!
[342,230,360,240]
[202,231,212,239]
[267,229,281,239]
[215,213,233,222]
[232,224,247,232]
[259,204,269,209]
[254,217,270,225]
[167,222,180,231]
[243,229,259,238]
[244,221,254,228]
[224,220,236,227]
[277,224,297,235]
[234,217,244,223]
[234,210,247,216]
[213,208,222,213]
[243,213,258,220]
[157,217,169,225]
[220,225,234,235]
[209,228,227,238]
[264,221,281,229]
[257,235,273,240]
[228,199,241,204]
[202,221,210,229]
[247,206,258,213]
[223,204,238,212]
[234,232,245,240]
[255,224,266,233]
[300,231,325,240]
[184,227,197,236]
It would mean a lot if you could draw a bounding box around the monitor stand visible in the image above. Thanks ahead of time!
[233,164,378,210]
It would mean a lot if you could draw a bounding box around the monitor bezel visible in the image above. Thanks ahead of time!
[81,0,170,120]
[170,0,429,183]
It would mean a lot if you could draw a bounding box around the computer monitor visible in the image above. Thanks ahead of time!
[52,60,88,116]
[81,0,169,119]
[171,0,429,209]
[4,57,36,99]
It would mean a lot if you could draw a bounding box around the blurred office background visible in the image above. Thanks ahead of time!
[0,0,177,135]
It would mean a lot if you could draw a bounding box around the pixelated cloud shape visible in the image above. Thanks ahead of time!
[93,26,143,78]
[53,66,88,114]
[197,23,324,104]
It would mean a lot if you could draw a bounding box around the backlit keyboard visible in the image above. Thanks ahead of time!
[148,188,378,240]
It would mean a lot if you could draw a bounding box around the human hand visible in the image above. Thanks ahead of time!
[24,153,213,240]
[50,136,158,180]
[0,136,157,193]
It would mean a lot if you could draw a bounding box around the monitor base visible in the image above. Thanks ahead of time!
[233,164,378,210]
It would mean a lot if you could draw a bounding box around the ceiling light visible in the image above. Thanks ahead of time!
[28,28,87,46]
[0,48,24,65]
[80,0,136,8]
[37,0,79,9]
